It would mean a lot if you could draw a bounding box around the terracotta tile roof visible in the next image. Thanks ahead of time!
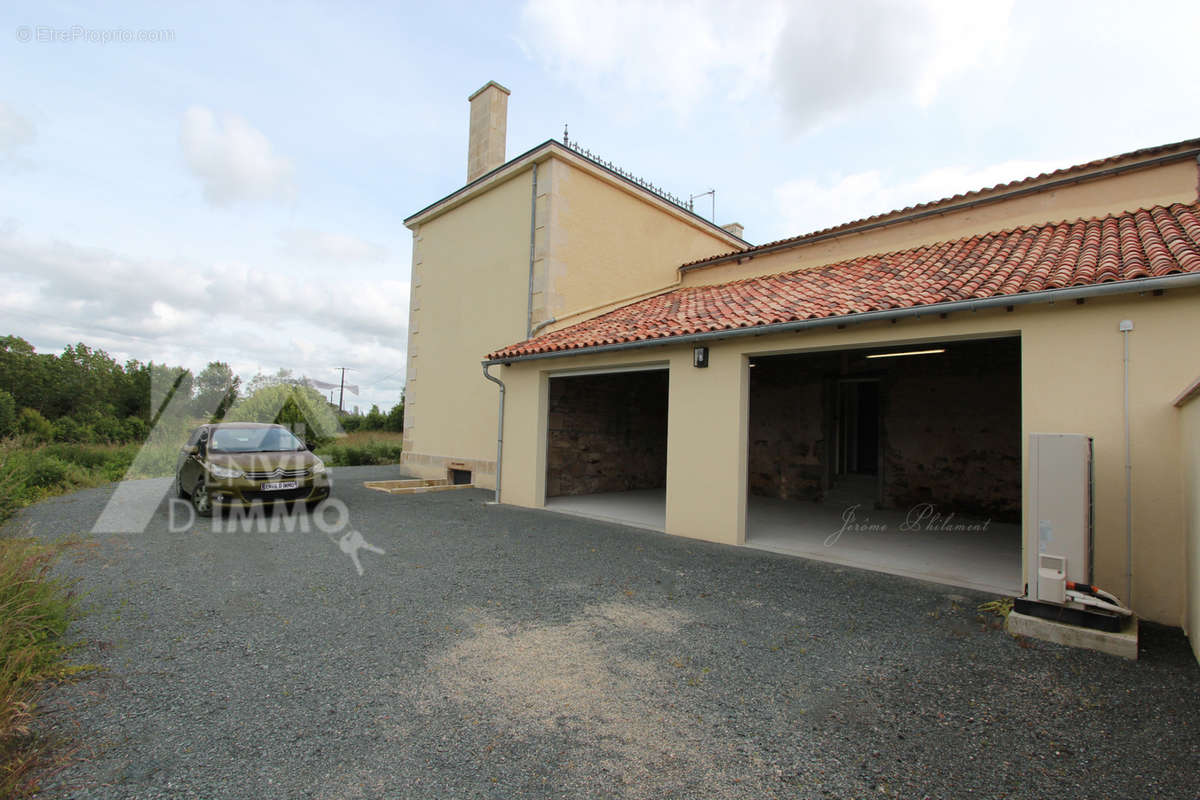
[488,203,1200,360]
[678,137,1200,270]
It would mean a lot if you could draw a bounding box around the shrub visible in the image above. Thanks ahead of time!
[19,453,76,491]
[0,392,14,440]
[40,443,134,477]
[316,438,404,467]
[50,417,93,444]
[40,443,107,470]
[16,411,51,444]
[121,416,147,442]
[86,414,126,444]
[0,448,24,525]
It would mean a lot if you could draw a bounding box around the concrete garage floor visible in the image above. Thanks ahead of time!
[747,495,1021,596]
[544,488,1020,596]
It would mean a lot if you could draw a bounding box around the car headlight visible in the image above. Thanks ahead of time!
[311,459,326,474]
[206,463,243,479]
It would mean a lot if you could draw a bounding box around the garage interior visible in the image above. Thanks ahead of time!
[543,369,669,530]
[746,337,1022,594]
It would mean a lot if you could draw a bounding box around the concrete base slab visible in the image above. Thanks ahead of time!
[544,490,666,532]
[1006,609,1139,659]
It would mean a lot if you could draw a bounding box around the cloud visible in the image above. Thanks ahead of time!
[771,1,1012,129]
[278,228,389,263]
[0,104,35,154]
[520,0,786,117]
[772,157,1065,240]
[0,228,409,410]
[520,0,1012,127]
[0,104,36,168]
[179,106,295,206]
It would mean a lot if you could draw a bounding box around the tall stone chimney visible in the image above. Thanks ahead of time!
[466,81,510,182]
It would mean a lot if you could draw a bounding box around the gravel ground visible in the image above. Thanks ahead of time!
[6,465,1199,799]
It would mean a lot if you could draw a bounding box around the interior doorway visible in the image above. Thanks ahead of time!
[745,337,1022,594]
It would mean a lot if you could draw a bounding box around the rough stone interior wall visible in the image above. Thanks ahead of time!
[881,340,1021,521]
[747,340,1020,519]
[748,358,833,500]
[546,371,668,497]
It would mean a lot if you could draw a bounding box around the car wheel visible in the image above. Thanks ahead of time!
[191,479,213,518]
[176,474,188,499]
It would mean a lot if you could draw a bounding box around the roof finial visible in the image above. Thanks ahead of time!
[563,123,569,146]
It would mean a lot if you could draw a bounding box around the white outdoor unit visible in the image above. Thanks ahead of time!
[1026,433,1093,603]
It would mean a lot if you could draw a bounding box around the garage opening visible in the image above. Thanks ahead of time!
[746,337,1022,594]
[544,368,668,531]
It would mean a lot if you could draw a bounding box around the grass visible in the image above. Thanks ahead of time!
[316,431,404,467]
[0,538,80,798]
[0,441,141,527]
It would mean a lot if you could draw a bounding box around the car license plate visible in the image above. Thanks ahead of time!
[261,481,298,491]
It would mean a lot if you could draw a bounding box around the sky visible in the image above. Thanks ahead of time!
[1,0,1198,413]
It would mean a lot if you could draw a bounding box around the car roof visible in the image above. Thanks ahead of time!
[204,422,285,430]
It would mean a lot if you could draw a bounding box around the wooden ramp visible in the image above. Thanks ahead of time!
[363,478,476,495]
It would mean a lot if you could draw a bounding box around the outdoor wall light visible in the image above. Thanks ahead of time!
[865,348,946,359]
[693,346,709,368]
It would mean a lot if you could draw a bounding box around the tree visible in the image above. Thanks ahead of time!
[0,390,15,439]
[0,336,49,413]
[194,361,241,421]
[364,404,386,431]
[385,399,404,432]
[223,383,342,447]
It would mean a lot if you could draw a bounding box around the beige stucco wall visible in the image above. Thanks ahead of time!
[494,287,1200,625]
[533,154,741,329]
[402,169,534,485]
[1181,391,1200,662]
[681,159,1198,287]
[404,153,738,487]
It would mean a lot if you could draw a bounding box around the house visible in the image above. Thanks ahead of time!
[404,82,1200,657]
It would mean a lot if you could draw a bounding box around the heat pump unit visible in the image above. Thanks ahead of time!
[1026,432,1093,602]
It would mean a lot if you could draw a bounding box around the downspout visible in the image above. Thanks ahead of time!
[526,162,539,338]
[1120,319,1134,605]
[530,317,557,337]
[482,363,505,504]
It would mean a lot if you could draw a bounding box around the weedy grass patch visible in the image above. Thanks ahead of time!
[0,538,82,798]
[317,431,404,467]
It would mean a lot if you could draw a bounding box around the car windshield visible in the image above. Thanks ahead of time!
[210,427,304,453]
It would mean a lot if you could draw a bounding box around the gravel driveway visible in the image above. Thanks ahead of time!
[7,465,1199,799]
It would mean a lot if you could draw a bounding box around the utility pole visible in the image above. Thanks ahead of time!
[335,367,355,413]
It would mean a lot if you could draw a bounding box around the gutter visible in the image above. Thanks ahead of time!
[681,148,1200,274]
[484,272,1200,366]
[481,364,506,503]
